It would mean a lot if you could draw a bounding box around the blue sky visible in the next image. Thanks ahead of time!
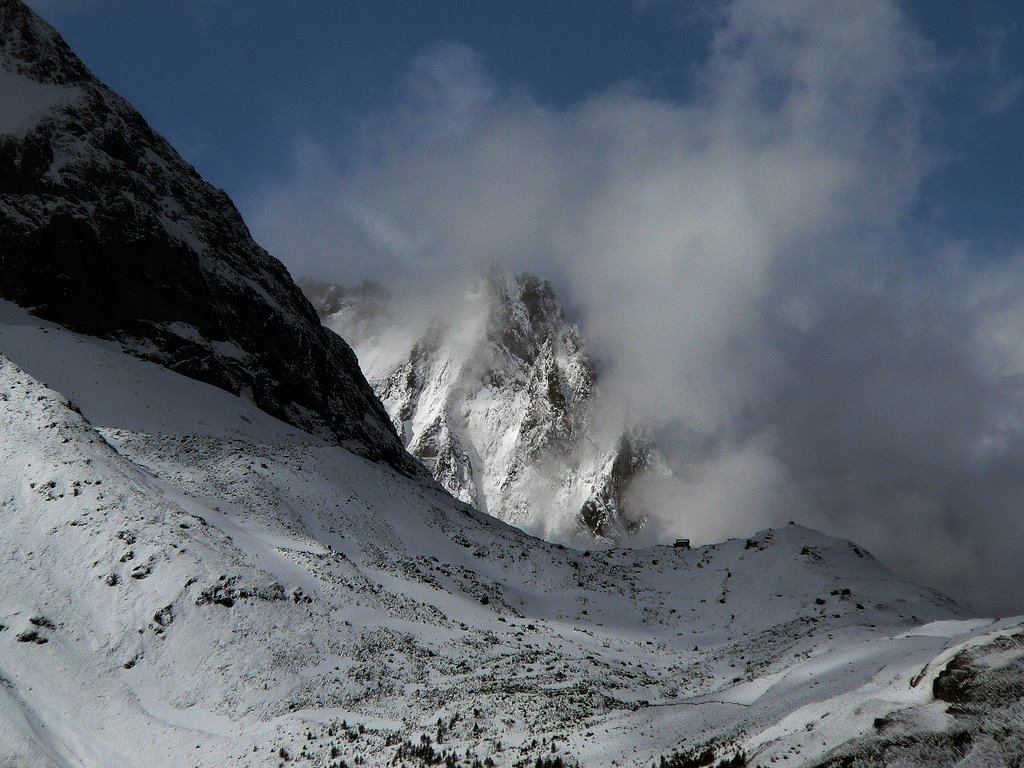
[29,0,1024,255]
[30,1,711,194]
[25,0,1024,613]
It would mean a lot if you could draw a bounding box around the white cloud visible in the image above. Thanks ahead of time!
[976,24,1024,115]
[248,1,1024,615]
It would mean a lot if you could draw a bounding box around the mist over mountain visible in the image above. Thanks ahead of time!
[303,268,661,544]
[253,3,1024,616]
[1,1,1023,766]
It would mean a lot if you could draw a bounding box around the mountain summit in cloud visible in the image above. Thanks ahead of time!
[304,267,660,543]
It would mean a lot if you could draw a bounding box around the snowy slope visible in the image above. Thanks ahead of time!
[304,270,660,544]
[2,301,1017,768]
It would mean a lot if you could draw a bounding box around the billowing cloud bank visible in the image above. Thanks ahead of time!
[249,1,1024,615]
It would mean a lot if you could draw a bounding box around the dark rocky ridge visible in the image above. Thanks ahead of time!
[0,0,409,468]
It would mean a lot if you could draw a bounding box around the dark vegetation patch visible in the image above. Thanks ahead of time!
[195,576,287,607]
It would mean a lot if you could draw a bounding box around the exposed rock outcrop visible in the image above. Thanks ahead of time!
[304,269,659,541]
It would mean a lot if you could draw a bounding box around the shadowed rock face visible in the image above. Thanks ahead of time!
[0,0,410,468]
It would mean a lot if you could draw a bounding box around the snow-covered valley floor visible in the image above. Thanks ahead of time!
[1,299,1020,768]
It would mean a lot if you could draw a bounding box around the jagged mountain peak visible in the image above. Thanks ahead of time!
[0,0,409,469]
[479,268,569,363]
[304,267,656,542]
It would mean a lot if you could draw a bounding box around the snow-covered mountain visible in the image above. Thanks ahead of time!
[0,0,406,468]
[1,2,1022,766]
[3,305,1021,767]
[303,270,658,543]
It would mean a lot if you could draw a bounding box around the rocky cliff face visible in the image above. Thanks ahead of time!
[0,0,407,467]
[304,269,659,542]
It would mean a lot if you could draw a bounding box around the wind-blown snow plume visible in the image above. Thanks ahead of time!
[250,1,1024,614]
